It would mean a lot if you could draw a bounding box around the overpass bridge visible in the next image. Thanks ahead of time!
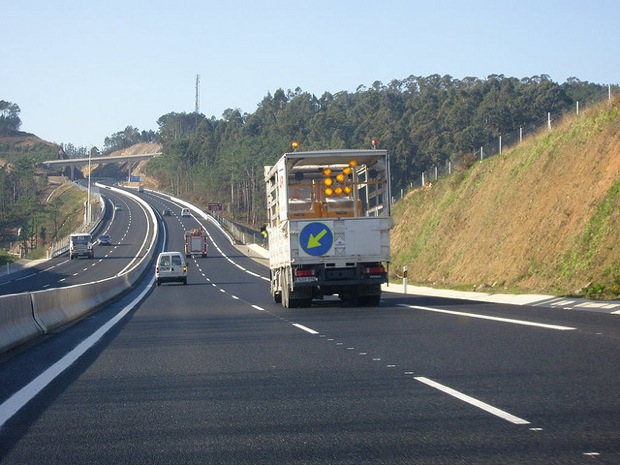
[41,153,161,179]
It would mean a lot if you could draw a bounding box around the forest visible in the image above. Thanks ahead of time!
[142,74,613,224]
[0,74,616,250]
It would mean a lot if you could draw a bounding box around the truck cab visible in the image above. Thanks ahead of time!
[69,233,94,259]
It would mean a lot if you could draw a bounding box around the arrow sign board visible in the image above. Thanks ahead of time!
[299,222,333,256]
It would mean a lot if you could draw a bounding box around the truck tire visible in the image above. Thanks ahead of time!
[357,284,381,306]
[361,294,381,306]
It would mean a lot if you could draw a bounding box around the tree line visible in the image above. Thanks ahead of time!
[145,74,614,225]
[0,74,615,249]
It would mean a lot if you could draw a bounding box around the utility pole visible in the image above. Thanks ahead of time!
[195,74,200,133]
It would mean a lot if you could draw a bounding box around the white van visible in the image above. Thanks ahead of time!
[155,251,188,286]
[180,207,191,217]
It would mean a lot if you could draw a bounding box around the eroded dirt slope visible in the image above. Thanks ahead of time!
[391,96,620,297]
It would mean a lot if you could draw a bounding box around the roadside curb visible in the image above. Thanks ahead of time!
[0,259,49,278]
[244,243,620,315]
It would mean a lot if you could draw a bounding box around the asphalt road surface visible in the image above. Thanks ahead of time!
[1,204,619,464]
[0,188,152,295]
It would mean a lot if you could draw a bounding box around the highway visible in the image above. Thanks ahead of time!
[0,188,153,295]
[1,194,619,464]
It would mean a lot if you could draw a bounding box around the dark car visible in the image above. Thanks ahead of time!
[162,208,172,216]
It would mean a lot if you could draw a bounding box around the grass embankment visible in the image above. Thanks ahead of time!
[391,97,620,299]
[0,182,89,264]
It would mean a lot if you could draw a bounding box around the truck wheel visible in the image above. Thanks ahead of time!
[156,279,161,286]
[362,294,381,306]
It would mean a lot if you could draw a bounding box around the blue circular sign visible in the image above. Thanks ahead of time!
[299,222,333,256]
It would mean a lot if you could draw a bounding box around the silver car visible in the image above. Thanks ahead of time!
[98,234,112,245]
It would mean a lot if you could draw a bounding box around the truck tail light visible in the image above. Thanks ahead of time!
[295,268,315,277]
[365,265,385,274]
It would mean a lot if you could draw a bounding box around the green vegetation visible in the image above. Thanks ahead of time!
[391,96,620,299]
[0,100,22,135]
[2,76,620,300]
[0,135,86,259]
[144,75,613,225]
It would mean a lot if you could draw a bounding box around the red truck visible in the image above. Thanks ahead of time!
[184,227,208,258]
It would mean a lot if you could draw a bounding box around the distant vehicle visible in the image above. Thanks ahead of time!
[155,251,188,286]
[69,233,94,259]
[114,204,122,211]
[184,227,208,258]
[180,207,191,217]
[98,234,112,245]
[162,208,172,216]
[138,185,144,192]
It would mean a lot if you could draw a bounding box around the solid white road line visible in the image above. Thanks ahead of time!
[415,376,530,425]
[402,304,576,330]
[0,279,153,427]
[293,323,319,335]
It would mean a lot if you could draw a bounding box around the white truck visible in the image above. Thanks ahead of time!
[184,227,208,258]
[264,149,392,308]
[69,232,94,259]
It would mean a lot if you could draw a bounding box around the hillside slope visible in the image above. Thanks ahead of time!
[89,142,161,187]
[391,96,620,299]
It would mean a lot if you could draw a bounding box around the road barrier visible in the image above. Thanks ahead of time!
[0,293,44,352]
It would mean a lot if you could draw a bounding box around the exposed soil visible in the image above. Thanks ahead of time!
[391,96,620,297]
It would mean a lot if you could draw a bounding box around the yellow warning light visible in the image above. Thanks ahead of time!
[292,141,299,149]
[323,168,332,176]
[325,187,334,196]
[334,186,343,196]
[343,185,352,195]
[324,177,333,187]
[343,166,352,175]
[349,160,358,168]
[336,173,345,183]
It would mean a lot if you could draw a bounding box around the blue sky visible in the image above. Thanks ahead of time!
[3,0,618,148]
